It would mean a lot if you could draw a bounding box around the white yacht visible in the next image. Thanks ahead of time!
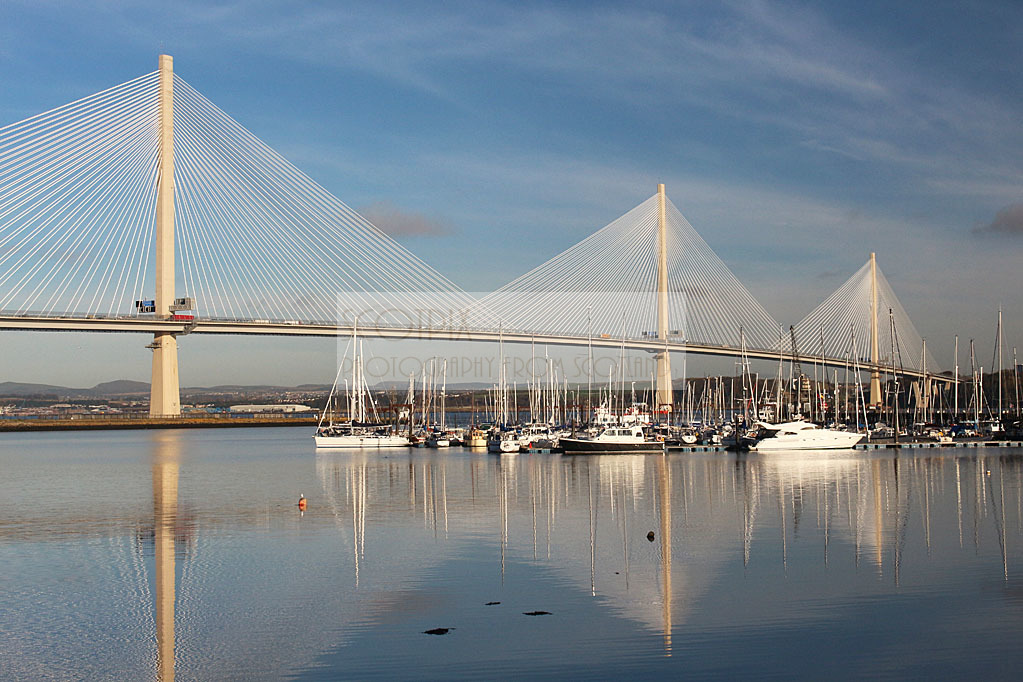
[314,322,408,449]
[518,423,557,450]
[425,431,451,448]
[488,430,521,454]
[750,421,863,451]
[315,425,408,448]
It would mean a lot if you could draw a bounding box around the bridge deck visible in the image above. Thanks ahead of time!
[0,314,944,382]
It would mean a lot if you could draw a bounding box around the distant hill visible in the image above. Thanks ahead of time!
[0,380,150,397]
[0,380,335,398]
[0,381,84,397]
[91,380,150,395]
[184,384,332,393]
[0,378,500,398]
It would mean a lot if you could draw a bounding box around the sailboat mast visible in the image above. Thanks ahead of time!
[420,364,428,429]
[530,338,536,422]
[954,335,959,419]
[922,338,928,425]
[357,344,365,422]
[351,319,359,422]
[776,327,784,423]
[998,305,1004,419]
[890,308,899,442]
[619,312,626,419]
[970,339,979,428]
[440,359,447,431]
[408,373,415,437]
[430,358,437,426]
[587,305,593,424]
[1014,346,1020,419]
[500,326,507,425]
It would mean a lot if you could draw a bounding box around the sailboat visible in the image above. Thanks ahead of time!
[486,326,521,454]
[424,358,452,447]
[314,323,408,448]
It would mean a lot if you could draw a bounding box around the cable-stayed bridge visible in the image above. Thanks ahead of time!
[0,56,942,415]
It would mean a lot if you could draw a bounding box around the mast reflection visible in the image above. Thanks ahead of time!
[312,448,1023,649]
[657,455,672,655]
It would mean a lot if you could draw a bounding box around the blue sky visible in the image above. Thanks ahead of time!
[1,0,1021,386]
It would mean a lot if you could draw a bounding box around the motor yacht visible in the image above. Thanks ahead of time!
[750,421,863,451]
[561,425,663,454]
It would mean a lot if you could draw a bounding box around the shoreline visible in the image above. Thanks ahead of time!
[0,415,318,432]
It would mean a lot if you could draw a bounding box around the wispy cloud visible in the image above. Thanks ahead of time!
[146,1,1016,201]
[973,203,1023,237]
[358,201,450,237]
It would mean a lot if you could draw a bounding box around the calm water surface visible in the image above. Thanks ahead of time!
[1,428,1022,680]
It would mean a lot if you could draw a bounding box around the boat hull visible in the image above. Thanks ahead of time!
[752,432,863,451]
[314,435,408,448]
[488,439,520,453]
[560,438,663,454]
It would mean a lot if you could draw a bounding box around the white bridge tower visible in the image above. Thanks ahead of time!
[150,55,181,416]
[655,183,673,410]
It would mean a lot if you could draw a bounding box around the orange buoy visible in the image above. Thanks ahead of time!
[298,495,307,511]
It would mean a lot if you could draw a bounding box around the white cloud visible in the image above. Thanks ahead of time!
[358,201,450,237]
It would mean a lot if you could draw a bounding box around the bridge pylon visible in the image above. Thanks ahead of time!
[150,54,181,417]
[654,184,672,411]
[869,252,881,407]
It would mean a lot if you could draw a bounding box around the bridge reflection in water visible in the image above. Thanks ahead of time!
[310,449,1018,660]
[151,432,180,681]
[8,436,1017,679]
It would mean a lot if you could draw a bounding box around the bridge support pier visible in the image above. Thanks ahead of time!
[151,333,180,416]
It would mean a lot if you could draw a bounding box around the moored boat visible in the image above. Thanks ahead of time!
[518,422,557,450]
[425,431,451,448]
[561,425,663,454]
[315,425,408,448]
[314,321,407,449]
[487,430,521,454]
[750,421,863,451]
[465,427,489,447]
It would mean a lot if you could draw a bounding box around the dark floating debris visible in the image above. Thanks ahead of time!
[615,571,620,575]
[523,611,552,616]
[646,531,655,542]
[485,601,501,606]
[423,628,453,635]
